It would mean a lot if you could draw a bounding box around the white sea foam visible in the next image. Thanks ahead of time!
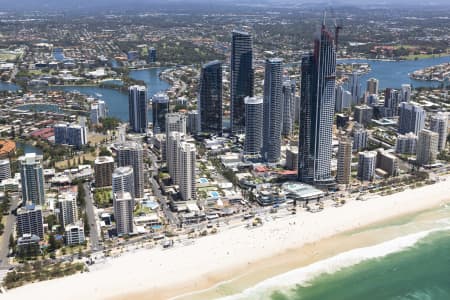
[216,226,450,300]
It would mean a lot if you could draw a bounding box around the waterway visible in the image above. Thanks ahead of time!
[0,81,19,92]
[339,55,450,92]
[39,67,170,121]
[16,141,43,155]
[3,58,450,121]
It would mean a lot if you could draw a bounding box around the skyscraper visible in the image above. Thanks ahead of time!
[94,156,115,188]
[366,78,379,95]
[128,85,148,133]
[357,151,377,181]
[54,123,88,148]
[165,112,187,135]
[152,92,169,134]
[298,22,337,184]
[282,80,296,136]
[430,112,448,152]
[398,102,425,135]
[112,166,134,196]
[178,141,196,201]
[231,30,254,134]
[244,96,263,157]
[349,71,360,105]
[167,132,184,185]
[384,88,401,117]
[336,137,352,185]
[198,60,223,135]
[416,129,439,166]
[19,153,45,205]
[116,142,144,199]
[16,204,44,240]
[113,192,134,236]
[395,132,418,155]
[335,84,352,112]
[262,58,283,163]
[353,105,373,126]
[352,124,368,152]
[57,192,78,228]
[401,84,412,102]
[0,159,11,182]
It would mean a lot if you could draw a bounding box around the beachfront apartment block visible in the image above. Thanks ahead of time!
[416,129,439,166]
[17,204,44,240]
[430,112,448,152]
[65,223,86,246]
[357,151,377,181]
[337,137,353,184]
[114,191,134,236]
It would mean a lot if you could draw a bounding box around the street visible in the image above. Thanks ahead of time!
[83,183,101,251]
[0,196,20,269]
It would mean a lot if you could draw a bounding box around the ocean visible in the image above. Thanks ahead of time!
[213,205,450,300]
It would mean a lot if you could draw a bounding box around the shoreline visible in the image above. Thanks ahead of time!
[3,177,450,300]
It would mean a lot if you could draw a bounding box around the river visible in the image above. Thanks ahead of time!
[339,55,450,92]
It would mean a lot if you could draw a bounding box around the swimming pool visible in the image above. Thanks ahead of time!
[209,191,220,198]
[199,178,209,184]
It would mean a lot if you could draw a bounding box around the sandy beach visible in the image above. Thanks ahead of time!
[3,177,450,300]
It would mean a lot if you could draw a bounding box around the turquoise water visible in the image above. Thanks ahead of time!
[339,55,450,92]
[214,205,450,300]
[271,230,450,300]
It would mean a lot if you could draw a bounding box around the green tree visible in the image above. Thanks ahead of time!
[45,214,58,231]
[99,147,112,157]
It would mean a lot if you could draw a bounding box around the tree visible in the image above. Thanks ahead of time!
[99,147,112,157]
[48,234,61,252]
[9,233,15,251]
[45,214,58,231]
[77,182,86,208]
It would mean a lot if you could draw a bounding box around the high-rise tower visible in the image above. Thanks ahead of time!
[262,58,283,163]
[128,85,148,133]
[152,92,169,135]
[244,96,263,157]
[198,60,222,135]
[116,142,144,199]
[230,30,254,134]
[298,22,337,185]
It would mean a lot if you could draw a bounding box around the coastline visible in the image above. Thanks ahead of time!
[3,176,450,300]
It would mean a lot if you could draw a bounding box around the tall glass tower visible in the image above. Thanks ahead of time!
[298,22,337,185]
[128,85,148,133]
[152,92,169,134]
[230,30,254,134]
[198,60,222,136]
[262,58,283,163]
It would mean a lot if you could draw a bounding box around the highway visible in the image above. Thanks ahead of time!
[83,183,101,251]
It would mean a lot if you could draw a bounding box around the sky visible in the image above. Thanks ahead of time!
[1,0,449,11]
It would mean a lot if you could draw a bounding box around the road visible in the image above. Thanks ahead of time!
[150,177,178,225]
[148,149,178,225]
[0,196,20,269]
[83,183,101,251]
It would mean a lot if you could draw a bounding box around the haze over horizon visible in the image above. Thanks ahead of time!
[2,0,450,11]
